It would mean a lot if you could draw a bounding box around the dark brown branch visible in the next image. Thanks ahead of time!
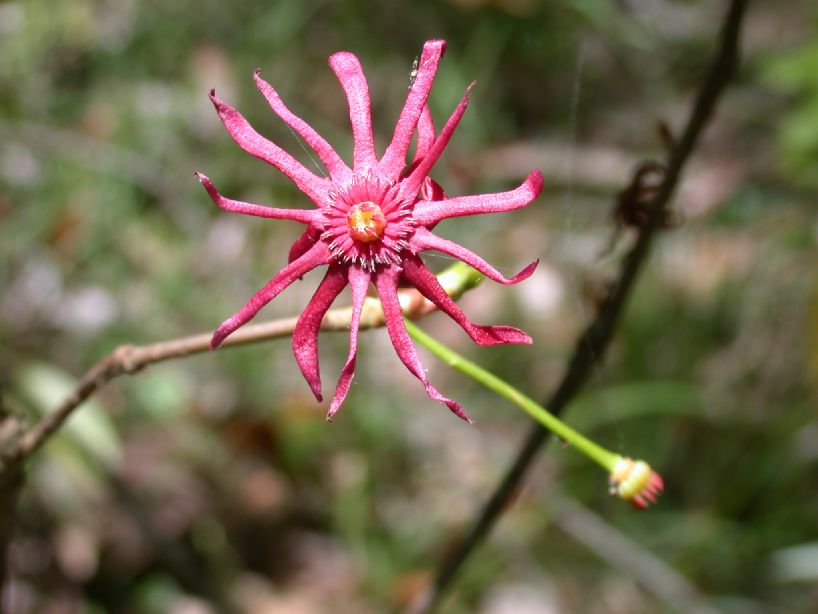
[406,1,749,612]
[0,393,25,589]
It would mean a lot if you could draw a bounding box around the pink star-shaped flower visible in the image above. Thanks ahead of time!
[197,40,543,421]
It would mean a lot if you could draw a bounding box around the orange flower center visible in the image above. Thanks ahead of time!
[346,201,386,243]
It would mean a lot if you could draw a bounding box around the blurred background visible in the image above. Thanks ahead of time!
[1,0,817,612]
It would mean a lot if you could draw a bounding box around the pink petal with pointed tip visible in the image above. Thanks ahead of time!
[329,52,377,171]
[401,256,532,345]
[292,266,349,402]
[195,172,321,225]
[419,177,446,203]
[373,267,473,423]
[412,105,436,164]
[378,40,446,180]
[327,266,371,419]
[410,227,538,285]
[413,169,544,226]
[210,242,330,349]
[400,83,472,199]
[289,227,322,264]
[209,90,330,204]
[254,70,350,181]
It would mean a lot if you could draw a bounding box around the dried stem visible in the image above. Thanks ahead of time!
[4,263,481,465]
[406,1,749,612]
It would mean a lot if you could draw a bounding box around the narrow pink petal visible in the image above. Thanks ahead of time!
[327,266,371,419]
[419,177,446,203]
[400,83,472,199]
[401,256,532,346]
[289,227,321,264]
[373,267,472,423]
[410,227,537,285]
[210,242,330,349]
[195,172,321,225]
[209,90,330,204]
[329,52,377,171]
[411,105,436,164]
[254,70,351,181]
[413,169,544,226]
[378,40,446,180]
[291,266,348,402]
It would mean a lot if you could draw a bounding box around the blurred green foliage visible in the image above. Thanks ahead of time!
[764,38,818,188]
[1,0,817,613]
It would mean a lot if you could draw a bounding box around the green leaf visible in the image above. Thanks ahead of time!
[17,361,123,469]
[565,380,702,431]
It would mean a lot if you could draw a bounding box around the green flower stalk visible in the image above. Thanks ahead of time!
[404,315,664,509]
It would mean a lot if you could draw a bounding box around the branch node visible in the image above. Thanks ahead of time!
[113,344,140,374]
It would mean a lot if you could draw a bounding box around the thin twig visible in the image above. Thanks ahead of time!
[406,1,748,612]
[4,269,475,465]
[550,492,718,614]
[0,392,24,589]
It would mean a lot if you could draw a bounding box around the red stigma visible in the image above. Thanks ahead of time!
[346,201,386,243]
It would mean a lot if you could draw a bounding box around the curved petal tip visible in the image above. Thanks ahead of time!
[209,331,224,351]
[471,325,533,346]
[426,385,473,423]
[509,259,539,284]
[526,169,545,197]
[422,39,447,56]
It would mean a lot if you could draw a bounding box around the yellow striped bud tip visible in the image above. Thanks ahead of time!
[609,457,664,509]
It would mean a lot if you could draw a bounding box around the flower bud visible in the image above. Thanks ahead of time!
[609,457,664,509]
